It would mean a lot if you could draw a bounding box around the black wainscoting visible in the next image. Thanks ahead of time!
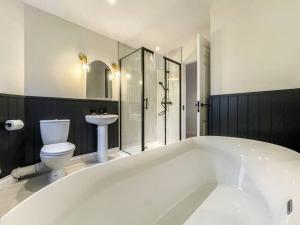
[0,94,119,178]
[208,89,300,153]
[0,94,25,178]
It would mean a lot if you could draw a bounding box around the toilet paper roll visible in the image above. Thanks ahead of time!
[5,120,24,131]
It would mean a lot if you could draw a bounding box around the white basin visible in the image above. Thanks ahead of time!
[85,114,118,126]
[85,114,118,162]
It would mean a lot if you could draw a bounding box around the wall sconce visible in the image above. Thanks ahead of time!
[111,63,120,78]
[79,52,90,72]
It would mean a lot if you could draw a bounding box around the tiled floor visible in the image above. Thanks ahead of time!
[0,149,129,218]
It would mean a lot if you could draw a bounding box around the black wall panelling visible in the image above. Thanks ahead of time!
[228,96,238,137]
[0,94,119,178]
[208,88,300,153]
[0,95,26,177]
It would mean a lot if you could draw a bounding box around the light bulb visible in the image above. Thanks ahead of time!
[126,73,131,80]
[82,64,90,72]
[107,0,116,5]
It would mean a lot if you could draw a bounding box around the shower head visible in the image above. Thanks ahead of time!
[159,82,168,91]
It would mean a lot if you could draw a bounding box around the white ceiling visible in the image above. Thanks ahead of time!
[22,0,212,55]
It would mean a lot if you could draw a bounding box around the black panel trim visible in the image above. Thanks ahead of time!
[208,88,300,153]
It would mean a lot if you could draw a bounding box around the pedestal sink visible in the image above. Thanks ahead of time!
[85,114,118,162]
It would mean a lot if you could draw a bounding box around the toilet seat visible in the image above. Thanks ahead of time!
[41,142,75,156]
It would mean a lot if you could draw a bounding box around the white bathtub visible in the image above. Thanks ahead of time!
[1,137,300,225]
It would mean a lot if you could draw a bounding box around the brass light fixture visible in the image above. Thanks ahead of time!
[111,62,120,78]
[79,53,90,72]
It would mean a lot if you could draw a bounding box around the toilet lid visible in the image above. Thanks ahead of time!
[41,142,75,156]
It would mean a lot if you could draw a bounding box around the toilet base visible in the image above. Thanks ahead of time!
[48,169,66,183]
[40,150,74,183]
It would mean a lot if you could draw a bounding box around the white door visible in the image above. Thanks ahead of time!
[185,62,197,138]
[197,34,210,136]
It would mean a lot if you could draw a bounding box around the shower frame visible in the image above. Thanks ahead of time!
[119,47,182,152]
[163,56,182,145]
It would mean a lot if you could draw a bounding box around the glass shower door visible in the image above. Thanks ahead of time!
[144,51,158,149]
[165,59,181,144]
[120,49,143,154]
[144,52,167,149]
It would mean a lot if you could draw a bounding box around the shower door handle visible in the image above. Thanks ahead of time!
[144,98,148,110]
[195,101,200,112]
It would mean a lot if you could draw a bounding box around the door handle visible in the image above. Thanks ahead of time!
[145,98,148,110]
[201,103,210,107]
[195,101,200,112]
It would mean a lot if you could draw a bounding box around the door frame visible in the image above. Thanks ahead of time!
[197,34,210,136]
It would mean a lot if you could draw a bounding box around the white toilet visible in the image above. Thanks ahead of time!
[40,119,75,183]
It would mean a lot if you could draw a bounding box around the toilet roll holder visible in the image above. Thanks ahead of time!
[3,121,11,127]
[0,121,13,127]
[1,120,24,131]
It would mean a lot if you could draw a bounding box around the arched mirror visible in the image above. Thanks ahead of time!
[86,60,112,99]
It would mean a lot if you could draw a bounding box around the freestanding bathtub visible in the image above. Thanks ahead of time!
[1,137,300,225]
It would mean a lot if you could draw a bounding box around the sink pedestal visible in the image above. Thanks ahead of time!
[97,125,108,162]
[85,114,118,163]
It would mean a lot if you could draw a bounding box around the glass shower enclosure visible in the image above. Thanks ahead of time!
[120,47,181,154]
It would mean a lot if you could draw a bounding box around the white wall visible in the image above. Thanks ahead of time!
[211,0,300,95]
[182,36,197,64]
[0,0,24,95]
[24,5,119,99]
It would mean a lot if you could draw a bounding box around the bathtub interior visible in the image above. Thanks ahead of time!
[191,137,300,225]
[1,137,300,225]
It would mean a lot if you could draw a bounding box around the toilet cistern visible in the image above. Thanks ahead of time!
[85,114,118,162]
